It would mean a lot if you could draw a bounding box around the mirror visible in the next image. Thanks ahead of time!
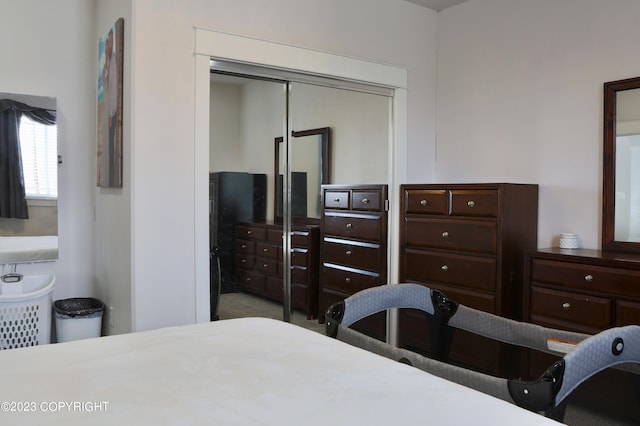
[603,77,640,254]
[275,127,330,222]
[0,93,58,262]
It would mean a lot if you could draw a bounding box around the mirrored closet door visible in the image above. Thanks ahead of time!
[209,65,392,325]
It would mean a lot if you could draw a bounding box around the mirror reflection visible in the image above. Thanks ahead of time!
[275,127,330,221]
[0,92,58,263]
[614,88,640,243]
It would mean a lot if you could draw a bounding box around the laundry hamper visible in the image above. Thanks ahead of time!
[0,273,55,349]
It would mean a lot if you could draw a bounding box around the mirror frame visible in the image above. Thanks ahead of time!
[602,76,640,254]
[274,127,331,223]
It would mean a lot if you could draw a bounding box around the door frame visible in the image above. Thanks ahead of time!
[193,29,408,338]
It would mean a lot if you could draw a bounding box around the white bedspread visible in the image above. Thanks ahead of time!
[0,236,58,263]
[0,318,559,425]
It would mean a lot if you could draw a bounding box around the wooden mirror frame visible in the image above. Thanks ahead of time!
[274,127,331,223]
[602,76,640,254]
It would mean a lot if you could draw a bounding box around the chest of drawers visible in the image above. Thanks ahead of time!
[319,184,388,341]
[398,183,538,375]
[234,222,320,319]
[523,248,640,418]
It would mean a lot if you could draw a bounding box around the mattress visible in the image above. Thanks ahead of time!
[0,236,58,263]
[0,317,559,425]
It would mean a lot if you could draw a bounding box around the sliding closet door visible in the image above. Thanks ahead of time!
[209,73,288,321]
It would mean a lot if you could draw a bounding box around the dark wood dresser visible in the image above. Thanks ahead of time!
[523,248,640,419]
[234,221,320,319]
[398,183,538,376]
[319,184,388,341]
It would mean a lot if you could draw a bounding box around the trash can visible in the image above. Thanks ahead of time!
[53,298,105,343]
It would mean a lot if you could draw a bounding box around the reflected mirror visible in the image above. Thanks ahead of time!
[0,93,58,262]
[275,127,330,222]
[603,77,640,253]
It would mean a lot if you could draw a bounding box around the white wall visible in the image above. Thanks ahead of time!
[437,0,640,249]
[0,1,96,300]
[130,0,436,330]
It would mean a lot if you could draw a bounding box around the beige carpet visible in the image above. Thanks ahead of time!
[216,291,325,334]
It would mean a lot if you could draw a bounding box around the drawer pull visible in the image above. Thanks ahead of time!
[241,244,247,249]
[241,259,246,264]
[263,263,269,268]
[345,277,351,284]
[584,274,594,283]
[263,248,269,252]
[362,198,369,204]
[345,250,352,256]
[442,231,449,239]
[420,199,428,206]
[441,265,449,272]
[467,200,475,208]
[346,223,353,230]
[247,230,252,235]
[562,302,571,310]
[334,198,340,202]
[245,276,251,282]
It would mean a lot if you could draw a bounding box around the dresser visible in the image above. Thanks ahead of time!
[319,184,388,341]
[234,222,320,319]
[523,248,640,418]
[398,183,538,375]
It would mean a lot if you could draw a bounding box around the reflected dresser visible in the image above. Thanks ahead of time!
[319,184,388,341]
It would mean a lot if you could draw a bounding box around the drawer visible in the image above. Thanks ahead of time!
[265,276,283,300]
[291,248,308,267]
[234,254,255,270]
[352,189,383,211]
[256,241,279,260]
[291,266,308,284]
[403,189,448,216]
[322,212,383,242]
[404,218,497,254]
[322,238,383,271]
[256,256,279,276]
[322,264,383,294]
[291,283,308,309]
[268,228,283,243]
[235,239,255,255]
[413,281,496,313]
[529,286,611,333]
[324,190,350,209]
[237,269,265,293]
[450,190,498,217]
[235,224,267,240]
[291,230,310,247]
[403,249,496,292]
[616,300,640,326]
[530,258,640,298]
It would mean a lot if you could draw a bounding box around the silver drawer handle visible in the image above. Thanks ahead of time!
[247,230,252,235]
[241,244,247,249]
[345,277,351,283]
[441,265,448,272]
[346,223,353,230]
[345,250,352,256]
[442,231,449,238]
[362,198,369,204]
[584,275,594,282]
[334,198,340,202]
[241,259,246,263]
[263,248,268,252]
[420,199,428,206]
[263,263,268,268]
[467,200,475,208]
[562,302,571,310]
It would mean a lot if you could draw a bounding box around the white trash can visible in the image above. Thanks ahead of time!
[0,274,55,349]
[53,298,105,342]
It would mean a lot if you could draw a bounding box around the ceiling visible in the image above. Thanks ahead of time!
[404,0,469,11]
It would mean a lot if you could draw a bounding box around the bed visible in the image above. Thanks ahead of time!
[0,317,559,425]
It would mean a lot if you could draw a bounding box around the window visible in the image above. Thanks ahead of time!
[19,115,58,198]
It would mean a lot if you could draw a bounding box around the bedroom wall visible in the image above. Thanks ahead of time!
[0,1,96,299]
[129,0,437,330]
[437,0,640,250]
